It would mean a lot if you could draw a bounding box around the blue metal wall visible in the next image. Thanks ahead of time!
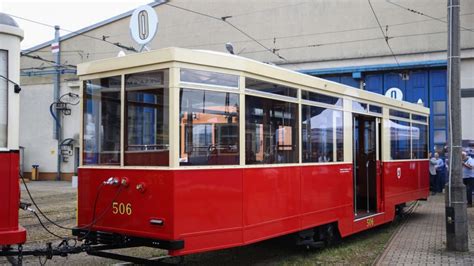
[314,69,447,155]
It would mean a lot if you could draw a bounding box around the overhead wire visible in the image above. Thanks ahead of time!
[164,2,288,61]
[368,0,399,66]
[385,0,474,33]
[7,13,138,53]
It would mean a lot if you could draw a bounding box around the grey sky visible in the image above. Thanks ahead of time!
[0,0,151,50]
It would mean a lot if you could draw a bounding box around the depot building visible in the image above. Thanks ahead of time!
[18,0,474,180]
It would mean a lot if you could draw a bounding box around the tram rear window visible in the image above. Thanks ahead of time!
[246,78,297,98]
[390,119,411,160]
[83,76,121,165]
[180,68,239,88]
[179,88,240,166]
[124,70,170,166]
[245,95,298,164]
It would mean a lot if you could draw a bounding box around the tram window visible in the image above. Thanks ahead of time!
[179,89,239,166]
[301,91,342,107]
[124,70,169,166]
[390,119,411,160]
[369,105,382,114]
[180,68,239,88]
[0,50,7,148]
[302,105,343,163]
[245,95,298,164]
[412,114,427,123]
[83,76,121,165]
[389,109,410,119]
[411,123,428,159]
[245,78,297,98]
[352,101,367,112]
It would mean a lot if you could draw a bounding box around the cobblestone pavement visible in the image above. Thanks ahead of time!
[376,193,474,265]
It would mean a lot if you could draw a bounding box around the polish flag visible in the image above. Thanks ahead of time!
[51,42,60,54]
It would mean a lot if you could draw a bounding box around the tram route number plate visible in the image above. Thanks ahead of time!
[112,202,132,216]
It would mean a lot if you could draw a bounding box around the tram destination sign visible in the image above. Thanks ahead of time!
[129,5,159,47]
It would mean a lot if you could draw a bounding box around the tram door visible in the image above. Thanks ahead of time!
[353,114,381,217]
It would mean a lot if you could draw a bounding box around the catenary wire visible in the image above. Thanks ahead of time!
[385,0,474,33]
[6,13,137,53]
[368,0,399,66]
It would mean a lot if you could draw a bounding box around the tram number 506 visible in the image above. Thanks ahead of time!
[112,202,132,215]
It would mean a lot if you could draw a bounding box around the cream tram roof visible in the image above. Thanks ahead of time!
[77,47,429,115]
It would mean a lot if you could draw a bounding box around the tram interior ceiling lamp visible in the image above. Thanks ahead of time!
[0,74,22,93]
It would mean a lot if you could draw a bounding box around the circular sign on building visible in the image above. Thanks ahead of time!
[129,5,159,46]
[385,87,403,101]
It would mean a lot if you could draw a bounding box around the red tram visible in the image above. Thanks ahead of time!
[74,48,430,257]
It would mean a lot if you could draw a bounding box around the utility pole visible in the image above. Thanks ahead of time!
[53,25,62,181]
[445,0,468,252]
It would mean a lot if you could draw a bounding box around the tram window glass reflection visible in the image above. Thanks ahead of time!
[179,89,239,165]
[352,101,367,112]
[124,70,169,166]
[411,123,428,159]
[245,95,298,164]
[369,105,382,114]
[245,78,297,98]
[180,68,239,88]
[412,114,427,123]
[301,90,342,107]
[389,109,410,119]
[83,76,121,165]
[0,50,7,148]
[390,119,411,159]
[302,105,344,162]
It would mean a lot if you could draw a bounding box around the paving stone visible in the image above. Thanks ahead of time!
[376,194,474,265]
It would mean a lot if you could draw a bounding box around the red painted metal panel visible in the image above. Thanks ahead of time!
[77,168,174,239]
[242,167,301,241]
[77,160,429,256]
[0,151,26,245]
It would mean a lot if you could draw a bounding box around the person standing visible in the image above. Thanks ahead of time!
[429,152,438,194]
[462,151,474,207]
[434,152,445,193]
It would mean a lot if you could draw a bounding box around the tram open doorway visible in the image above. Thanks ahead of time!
[353,114,381,218]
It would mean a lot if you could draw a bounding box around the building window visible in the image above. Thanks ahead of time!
[412,123,428,159]
[124,70,169,166]
[0,50,7,148]
[246,78,297,98]
[433,130,447,144]
[390,119,411,160]
[179,88,239,165]
[302,105,343,162]
[83,76,121,165]
[245,95,298,164]
[180,68,239,88]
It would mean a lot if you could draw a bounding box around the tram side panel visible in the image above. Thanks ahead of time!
[383,160,429,220]
[300,164,354,237]
[173,168,243,255]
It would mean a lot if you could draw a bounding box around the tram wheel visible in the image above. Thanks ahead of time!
[322,224,341,247]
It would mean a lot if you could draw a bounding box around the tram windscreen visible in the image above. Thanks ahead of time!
[83,76,121,165]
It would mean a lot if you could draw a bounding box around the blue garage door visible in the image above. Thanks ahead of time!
[318,69,447,155]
